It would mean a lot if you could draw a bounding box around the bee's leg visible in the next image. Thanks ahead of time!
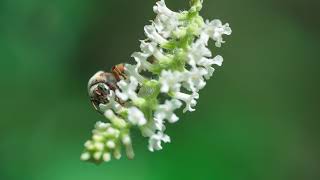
[91,100,100,111]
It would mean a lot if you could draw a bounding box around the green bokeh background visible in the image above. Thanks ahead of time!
[0,0,319,179]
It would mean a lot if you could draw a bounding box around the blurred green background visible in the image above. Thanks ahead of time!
[0,0,319,179]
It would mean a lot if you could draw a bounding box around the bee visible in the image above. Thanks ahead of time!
[88,64,127,113]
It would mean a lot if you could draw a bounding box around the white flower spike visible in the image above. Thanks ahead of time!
[83,0,231,163]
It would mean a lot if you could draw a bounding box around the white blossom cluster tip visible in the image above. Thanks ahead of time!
[82,0,231,163]
[81,121,133,163]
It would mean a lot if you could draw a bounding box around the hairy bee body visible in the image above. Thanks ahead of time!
[88,64,126,112]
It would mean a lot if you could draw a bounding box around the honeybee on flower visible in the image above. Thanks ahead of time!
[81,0,231,163]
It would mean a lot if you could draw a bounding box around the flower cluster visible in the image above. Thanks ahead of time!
[80,121,133,163]
[82,0,231,163]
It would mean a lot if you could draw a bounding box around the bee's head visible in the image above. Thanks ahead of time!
[97,83,110,95]
[88,82,111,112]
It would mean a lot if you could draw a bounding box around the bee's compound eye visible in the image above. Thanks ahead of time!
[97,83,107,90]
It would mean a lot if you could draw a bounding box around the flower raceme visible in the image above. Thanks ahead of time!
[82,0,232,164]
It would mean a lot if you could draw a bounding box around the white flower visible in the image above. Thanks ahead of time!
[183,67,207,92]
[153,0,180,38]
[124,64,147,83]
[174,92,199,113]
[93,152,102,160]
[116,76,139,101]
[105,127,120,138]
[148,131,171,152]
[140,122,157,137]
[92,122,121,139]
[122,134,135,159]
[82,122,125,162]
[131,41,158,72]
[154,15,179,38]
[106,140,116,149]
[140,40,168,61]
[104,110,127,128]
[153,117,166,132]
[155,99,182,124]
[159,70,184,93]
[127,107,147,126]
[121,134,131,146]
[153,0,177,17]
[121,135,131,146]
[213,55,223,66]
[103,153,111,162]
[187,40,212,67]
[203,19,232,47]
[80,152,90,161]
[186,36,224,81]
[131,52,152,72]
[94,142,104,151]
[198,31,210,46]
[84,140,95,150]
[198,55,223,80]
[144,24,168,45]
[140,40,158,54]
[95,121,111,130]
[113,147,122,160]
